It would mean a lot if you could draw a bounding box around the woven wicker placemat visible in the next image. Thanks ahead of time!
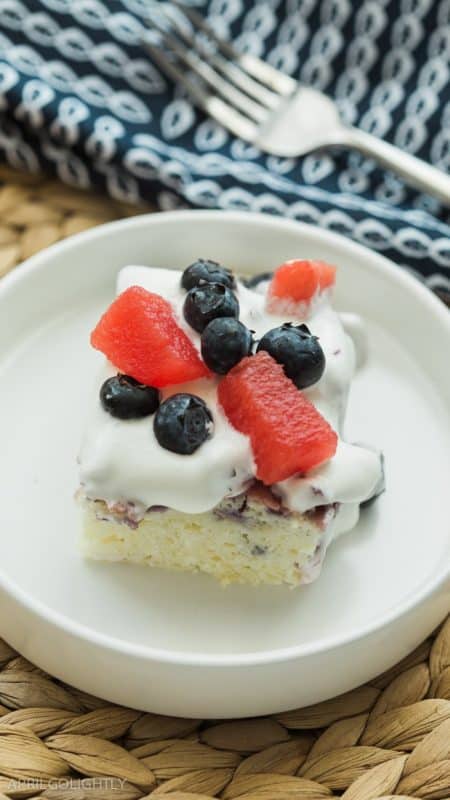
[0,165,449,800]
[0,165,149,278]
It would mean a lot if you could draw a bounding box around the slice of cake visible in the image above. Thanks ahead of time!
[78,258,383,587]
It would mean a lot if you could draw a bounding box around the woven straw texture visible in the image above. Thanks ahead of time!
[0,165,150,278]
[0,166,449,799]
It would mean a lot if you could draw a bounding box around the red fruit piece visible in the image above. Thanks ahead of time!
[91,286,210,388]
[317,261,336,290]
[269,259,336,304]
[218,351,337,484]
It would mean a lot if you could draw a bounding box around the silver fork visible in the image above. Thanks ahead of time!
[143,2,450,207]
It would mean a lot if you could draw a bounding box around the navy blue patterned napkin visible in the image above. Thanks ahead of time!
[0,0,449,301]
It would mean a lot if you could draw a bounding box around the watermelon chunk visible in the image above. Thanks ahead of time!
[91,286,210,388]
[316,260,336,289]
[218,351,337,484]
[269,259,336,305]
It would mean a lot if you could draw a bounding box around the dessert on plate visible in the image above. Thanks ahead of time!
[78,258,383,587]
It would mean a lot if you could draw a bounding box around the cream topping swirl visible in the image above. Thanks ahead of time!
[79,266,381,515]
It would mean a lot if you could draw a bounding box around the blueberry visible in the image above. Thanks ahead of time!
[257,323,325,389]
[201,318,253,374]
[154,394,213,455]
[243,271,273,289]
[183,282,239,333]
[100,375,160,419]
[181,259,236,291]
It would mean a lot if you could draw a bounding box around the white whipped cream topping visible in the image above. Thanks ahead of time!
[79,265,381,516]
[276,441,381,513]
[340,312,368,369]
[80,373,253,514]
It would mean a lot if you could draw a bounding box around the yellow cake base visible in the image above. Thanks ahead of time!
[80,493,334,587]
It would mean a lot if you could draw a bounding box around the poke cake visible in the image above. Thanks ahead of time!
[78,257,383,587]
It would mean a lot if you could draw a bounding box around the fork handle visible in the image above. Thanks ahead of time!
[344,127,450,206]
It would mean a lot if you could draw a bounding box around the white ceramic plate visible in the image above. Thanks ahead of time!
[0,211,449,718]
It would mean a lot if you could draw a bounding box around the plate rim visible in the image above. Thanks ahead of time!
[1,208,449,668]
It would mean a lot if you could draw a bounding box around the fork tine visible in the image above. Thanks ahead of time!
[149,18,269,124]
[163,6,280,110]
[209,54,281,110]
[142,36,259,142]
[173,2,297,97]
